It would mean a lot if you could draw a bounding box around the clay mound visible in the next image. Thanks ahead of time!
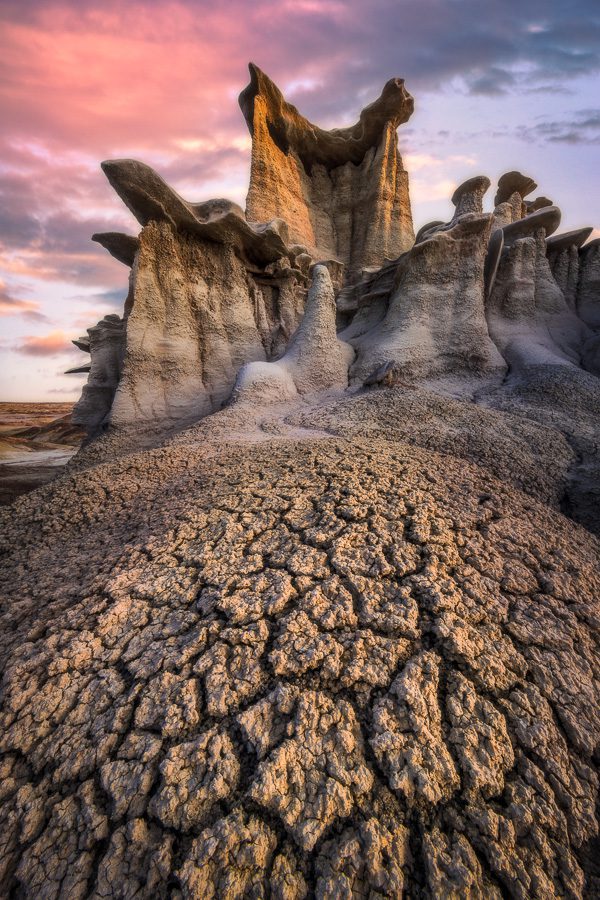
[285,386,575,507]
[0,436,598,898]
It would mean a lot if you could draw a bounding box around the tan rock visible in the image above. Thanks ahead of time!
[149,728,240,831]
[249,690,373,850]
[240,63,414,276]
[370,651,460,807]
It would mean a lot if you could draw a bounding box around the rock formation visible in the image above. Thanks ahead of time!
[73,167,309,434]
[71,314,125,432]
[239,63,415,275]
[232,264,354,404]
[347,211,507,383]
[4,65,600,899]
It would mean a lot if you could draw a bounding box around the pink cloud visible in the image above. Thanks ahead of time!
[17,330,72,356]
[0,278,45,319]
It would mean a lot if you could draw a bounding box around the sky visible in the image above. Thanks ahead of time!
[1,0,599,401]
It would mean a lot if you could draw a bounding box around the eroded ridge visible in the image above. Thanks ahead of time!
[1,438,598,897]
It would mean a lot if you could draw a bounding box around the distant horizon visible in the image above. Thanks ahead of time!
[1,0,599,401]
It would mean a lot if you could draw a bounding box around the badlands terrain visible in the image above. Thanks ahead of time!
[0,403,82,505]
[0,66,599,898]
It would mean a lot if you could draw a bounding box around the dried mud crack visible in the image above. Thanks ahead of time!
[1,436,599,898]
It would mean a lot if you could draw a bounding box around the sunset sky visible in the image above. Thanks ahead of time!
[1,0,599,401]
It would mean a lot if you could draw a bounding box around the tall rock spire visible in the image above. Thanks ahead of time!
[239,63,415,279]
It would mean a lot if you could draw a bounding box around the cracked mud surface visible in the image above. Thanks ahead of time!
[1,435,599,898]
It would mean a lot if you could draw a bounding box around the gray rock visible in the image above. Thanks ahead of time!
[232,265,354,403]
[546,227,594,252]
[484,227,504,299]
[71,315,126,433]
[414,220,445,244]
[494,171,537,207]
[577,238,600,328]
[451,175,491,218]
[92,232,140,267]
[546,229,593,309]
[100,159,292,266]
[349,213,506,382]
[525,195,553,212]
[486,230,591,371]
[502,205,561,245]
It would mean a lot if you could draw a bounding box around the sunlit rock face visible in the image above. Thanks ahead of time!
[239,63,415,275]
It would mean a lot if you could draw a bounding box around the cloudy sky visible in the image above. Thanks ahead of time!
[1,0,599,401]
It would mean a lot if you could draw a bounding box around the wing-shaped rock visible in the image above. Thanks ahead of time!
[92,232,140,267]
[547,227,594,253]
[414,220,445,244]
[239,63,414,275]
[502,206,561,245]
[100,159,291,266]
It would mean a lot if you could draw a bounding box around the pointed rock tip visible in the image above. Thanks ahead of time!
[546,226,594,252]
[92,232,140,267]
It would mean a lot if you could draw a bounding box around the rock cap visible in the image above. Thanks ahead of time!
[502,205,561,244]
[239,63,414,172]
[495,171,538,206]
[546,227,594,253]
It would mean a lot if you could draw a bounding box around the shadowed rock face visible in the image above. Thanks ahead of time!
[348,213,506,383]
[107,220,307,431]
[240,63,415,274]
[546,228,594,310]
[577,239,600,328]
[488,223,594,374]
[71,315,126,432]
